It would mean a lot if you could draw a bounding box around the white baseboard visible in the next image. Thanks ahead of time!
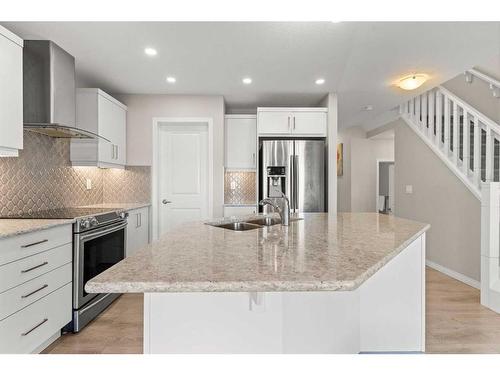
[426,260,480,289]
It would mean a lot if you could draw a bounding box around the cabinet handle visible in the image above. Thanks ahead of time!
[21,261,48,274]
[21,284,49,299]
[136,213,141,228]
[21,318,48,336]
[293,116,296,130]
[288,116,290,130]
[252,153,256,167]
[116,145,119,160]
[21,239,48,248]
[111,144,114,159]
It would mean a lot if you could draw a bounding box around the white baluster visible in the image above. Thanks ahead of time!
[416,95,421,129]
[409,98,414,119]
[444,96,450,156]
[486,126,493,182]
[452,102,459,165]
[422,92,428,135]
[428,90,435,139]
[473,116,481,186]
[462,109,469,175]
[436,91,442,148]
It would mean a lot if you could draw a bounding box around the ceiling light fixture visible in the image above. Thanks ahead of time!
[242,77,252,85]
[398,74,428,91]
[315,78,325,85]
[144,47,157,56]
[363,105,374,111]
[166,76,176,83]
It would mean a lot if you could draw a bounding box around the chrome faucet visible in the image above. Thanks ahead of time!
[259,193,290,226]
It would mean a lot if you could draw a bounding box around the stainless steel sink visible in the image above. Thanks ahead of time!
[215,222,263,231]
[245,217,281,226]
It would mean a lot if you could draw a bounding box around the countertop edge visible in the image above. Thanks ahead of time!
[0,219,75,240]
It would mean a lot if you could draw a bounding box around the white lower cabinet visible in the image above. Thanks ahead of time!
[223,206,257,217]
[0,224,73,354]
[0,283,72,354]
[126,207,150,257]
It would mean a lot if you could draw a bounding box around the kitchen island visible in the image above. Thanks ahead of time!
[86,213,429,354]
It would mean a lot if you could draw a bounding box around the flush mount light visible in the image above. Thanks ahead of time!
[144,47,157,56]
[242,77,252,85]
[398,74,428,90]
[166,76,176,83]
[315,78,325,85]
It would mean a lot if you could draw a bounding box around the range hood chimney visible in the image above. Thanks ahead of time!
[23,40,104,140]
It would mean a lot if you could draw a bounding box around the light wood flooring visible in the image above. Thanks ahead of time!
[43,268,500,354]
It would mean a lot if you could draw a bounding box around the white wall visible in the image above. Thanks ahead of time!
[115,94,225,217]
[319,93,338,214]
[337,126,394,212]
[394,118,481,281]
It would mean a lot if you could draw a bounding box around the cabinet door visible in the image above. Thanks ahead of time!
[114,106,127,165]
[225,117,257,169]
[291,111,327,136]
[126,207,149,257]
[257,111,292,135]
[97,95,116,165]
[0,30,23,156]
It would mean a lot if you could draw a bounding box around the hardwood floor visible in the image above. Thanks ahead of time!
[42,293,143,354]
[426,267,500,353]
[42,268,500,354]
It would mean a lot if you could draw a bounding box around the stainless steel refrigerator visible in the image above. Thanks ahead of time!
[259,139,327,213]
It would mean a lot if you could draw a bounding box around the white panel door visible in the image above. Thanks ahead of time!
[225,116,257,169]
[291,111,327,136]
[159,124,209,235]
[257,111,291,135]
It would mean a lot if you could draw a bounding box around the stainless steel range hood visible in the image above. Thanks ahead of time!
[23,40,106,140]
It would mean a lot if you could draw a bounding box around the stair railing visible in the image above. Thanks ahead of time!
[400,85,500,199]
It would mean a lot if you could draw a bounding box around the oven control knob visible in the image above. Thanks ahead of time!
[80,219,91,229]
[90,217,99,227]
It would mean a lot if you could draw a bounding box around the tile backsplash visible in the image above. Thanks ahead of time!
[224,171,256,205]
[0,131,150,216]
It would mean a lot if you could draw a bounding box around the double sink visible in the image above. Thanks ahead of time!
[210,217,300,231]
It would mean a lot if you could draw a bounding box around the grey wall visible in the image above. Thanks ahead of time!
[394,118,481,281]
[115,94,225,217]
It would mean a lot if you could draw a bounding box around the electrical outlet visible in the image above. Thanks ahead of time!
[86,178,92,190]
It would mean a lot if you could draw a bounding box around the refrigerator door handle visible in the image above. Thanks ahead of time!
[289,154,295,210]
[294,155,299,211]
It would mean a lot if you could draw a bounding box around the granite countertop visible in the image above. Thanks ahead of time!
[85,212,429,293]
[0,219,75,240]
[77,202,151,211]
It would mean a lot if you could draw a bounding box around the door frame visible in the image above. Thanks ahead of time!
[375,159,395,213]
[151,117,214,240]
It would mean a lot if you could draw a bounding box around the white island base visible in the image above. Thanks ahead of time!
[143,234,425,354]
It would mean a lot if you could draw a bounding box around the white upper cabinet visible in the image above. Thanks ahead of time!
[225,115,257,169]
[0,26,23,157]
[71,89,127,168]
[257,108,327,137]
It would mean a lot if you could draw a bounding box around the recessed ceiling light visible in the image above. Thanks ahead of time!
[144,47,157,56]
[315,78,325,85]
[166,76,176,83]
[363,105,374,111]
[398,74,428,90]
[242,77,252,85]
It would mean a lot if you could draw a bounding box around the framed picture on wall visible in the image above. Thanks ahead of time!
[337,143,343,176]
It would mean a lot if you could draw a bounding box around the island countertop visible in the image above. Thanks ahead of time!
[85,212,429,293]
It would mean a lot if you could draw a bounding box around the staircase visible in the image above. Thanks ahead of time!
[400,85,500,200]
[399,74,500,313]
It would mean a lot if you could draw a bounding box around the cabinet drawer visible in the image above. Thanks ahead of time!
[0,283,72,354]
[0,263,72,321]
[0,224,72,266]
[0,243,72,293]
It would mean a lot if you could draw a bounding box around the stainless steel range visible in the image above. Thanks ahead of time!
[1,207,128,332]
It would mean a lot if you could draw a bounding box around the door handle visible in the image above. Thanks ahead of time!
[162,199,172,204]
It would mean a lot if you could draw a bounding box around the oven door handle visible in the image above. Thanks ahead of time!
[78,221,128,242]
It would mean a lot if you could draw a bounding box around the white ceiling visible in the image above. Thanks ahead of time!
[3,22,500,130]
